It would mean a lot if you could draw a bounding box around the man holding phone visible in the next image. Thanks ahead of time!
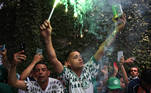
[18,49,43,93]
[8,50,64,93]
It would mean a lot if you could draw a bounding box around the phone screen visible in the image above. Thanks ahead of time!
[19,43,25,51]
[36,48,43,55]
[117,51,123,62]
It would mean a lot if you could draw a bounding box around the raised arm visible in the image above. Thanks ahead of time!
[40,20,63,73]
[8,51,27,90]
[119,57,129,84]
[120,56,135,84]
[20,54,43,80]
[94,14,126,61]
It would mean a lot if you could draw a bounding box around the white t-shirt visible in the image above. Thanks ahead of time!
[59,56,99,93]
[25,77,64,93]
[18,77,30,93]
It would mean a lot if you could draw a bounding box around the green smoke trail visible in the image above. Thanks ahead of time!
[50,0,121,38]
[59,0,93,37]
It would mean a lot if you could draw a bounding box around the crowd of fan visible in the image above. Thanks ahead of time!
[0,14,151,93]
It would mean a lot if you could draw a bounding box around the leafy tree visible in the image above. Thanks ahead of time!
[0,0,151,74]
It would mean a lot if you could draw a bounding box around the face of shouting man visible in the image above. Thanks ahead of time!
[67,51,84,70]
[34,64,50,84]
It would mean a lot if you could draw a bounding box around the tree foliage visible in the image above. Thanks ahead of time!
[0,0,151,74]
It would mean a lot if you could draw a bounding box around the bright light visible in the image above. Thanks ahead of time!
[53,0,60,8]
[48,0,61,21]
[65,8,68,12]
[74,13,78,17]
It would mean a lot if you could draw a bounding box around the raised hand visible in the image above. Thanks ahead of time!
[120,56,125,64]
[32,54,43,64]
[120,56,134,64]
[101,65,108,75]
[12,50,26,65]
[40,20,52,40]
[116,14,126,31]
[125,57,135,63]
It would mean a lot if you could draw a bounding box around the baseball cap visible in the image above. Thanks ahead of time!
[107,77,121,89]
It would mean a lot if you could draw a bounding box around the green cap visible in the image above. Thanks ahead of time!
[107,77,121,89]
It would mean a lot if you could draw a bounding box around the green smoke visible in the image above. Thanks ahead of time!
[56,0,122,38]
[60,0,93,37]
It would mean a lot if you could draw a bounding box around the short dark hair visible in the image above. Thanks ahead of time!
[64,49,80,61]
[130,66,138,70]
[33,61,48,70]
[141,69,151,84]
[129,66,139,73]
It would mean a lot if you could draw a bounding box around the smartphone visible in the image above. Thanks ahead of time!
[36,48,43,55]
[19,43,25,51]
[117,51,123,62]
[0,44,5,51]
